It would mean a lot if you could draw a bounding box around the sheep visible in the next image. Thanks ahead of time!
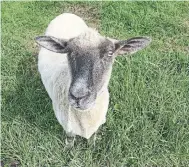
[35,13,151,141]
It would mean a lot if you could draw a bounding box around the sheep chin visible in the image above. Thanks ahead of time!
[71,102,96,112]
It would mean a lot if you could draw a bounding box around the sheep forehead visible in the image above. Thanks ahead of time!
[69,28,106,49]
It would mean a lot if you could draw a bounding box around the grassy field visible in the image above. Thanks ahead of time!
[1,1,189,167]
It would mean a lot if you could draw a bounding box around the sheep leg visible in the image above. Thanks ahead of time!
[65,132,75,146]
[93,132,97,147]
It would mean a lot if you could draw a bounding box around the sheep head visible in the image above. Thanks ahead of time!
[35,29,151,111]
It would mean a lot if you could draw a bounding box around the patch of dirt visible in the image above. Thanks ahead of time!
[10,160,20,167]
[25,38,39,55]
[0,160,20,167]
[0,161,4,167]
[61,3,101,30]
[183,19,189,29]
[159,37,189,54]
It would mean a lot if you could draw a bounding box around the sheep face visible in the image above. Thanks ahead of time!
[66,37,115,110]
[35,30,151,111]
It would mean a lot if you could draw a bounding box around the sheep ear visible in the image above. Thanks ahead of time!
[35,36,68,53]
[115,37,151,55]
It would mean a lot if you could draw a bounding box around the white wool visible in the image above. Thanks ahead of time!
[71,28,105,48]
[38,13,110,139]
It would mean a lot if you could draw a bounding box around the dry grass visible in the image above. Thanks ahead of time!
[61,2,101,30]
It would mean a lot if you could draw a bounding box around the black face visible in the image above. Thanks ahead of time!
[67,39,115,110]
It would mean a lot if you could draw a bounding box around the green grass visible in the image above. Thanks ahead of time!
[1,1,189,167]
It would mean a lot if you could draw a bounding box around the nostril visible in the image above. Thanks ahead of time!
[69,90,77,100]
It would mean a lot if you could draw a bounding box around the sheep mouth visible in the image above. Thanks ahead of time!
[68,94,96,111]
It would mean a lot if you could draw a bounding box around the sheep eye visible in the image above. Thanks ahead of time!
[108,50,114,56]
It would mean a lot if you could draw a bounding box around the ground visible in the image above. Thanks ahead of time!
[1,2,189,167]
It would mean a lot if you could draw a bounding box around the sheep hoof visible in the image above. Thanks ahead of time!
[65,136,75,148]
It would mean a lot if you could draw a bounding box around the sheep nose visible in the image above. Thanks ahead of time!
[69,86,90,100]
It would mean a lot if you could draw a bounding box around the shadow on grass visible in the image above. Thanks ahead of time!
[2,51,64,136]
